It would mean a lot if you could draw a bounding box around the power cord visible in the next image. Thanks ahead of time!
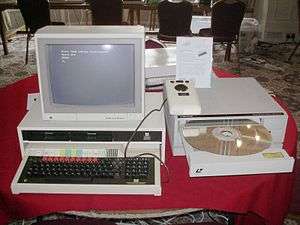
[123,98,169,183]
[208,211,229,224]
[123,98,167,158]
[207,211,220,224]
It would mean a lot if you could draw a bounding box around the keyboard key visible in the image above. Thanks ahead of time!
[19,156,155,185]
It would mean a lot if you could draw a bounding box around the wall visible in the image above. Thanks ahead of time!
[254,0,299,43]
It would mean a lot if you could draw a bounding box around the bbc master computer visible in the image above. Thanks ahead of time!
[11,26,166,196]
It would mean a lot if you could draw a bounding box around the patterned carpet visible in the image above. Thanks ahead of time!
[0,35,300,225]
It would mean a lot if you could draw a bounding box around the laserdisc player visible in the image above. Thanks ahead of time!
[164,77,295,177]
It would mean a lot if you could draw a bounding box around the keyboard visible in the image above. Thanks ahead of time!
[18,156,155,185]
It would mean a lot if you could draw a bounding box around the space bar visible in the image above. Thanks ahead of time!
[38,177,94,184]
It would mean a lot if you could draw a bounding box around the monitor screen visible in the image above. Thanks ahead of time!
[48,44,135,107]
[36,26,145,121]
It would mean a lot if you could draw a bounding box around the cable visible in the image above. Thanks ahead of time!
[207,211,221,224]
[123,98,167,158]
[150,219,165,225]
[122,98,169,183]
[139,220,149,225]
[199,211,204,223]
[116,222,136,225]
[208,211,230,224]
[161,215,177,225]
[187,213,196,223]
[214,213,229,223]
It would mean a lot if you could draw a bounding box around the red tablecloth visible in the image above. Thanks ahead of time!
[0,69,297,225]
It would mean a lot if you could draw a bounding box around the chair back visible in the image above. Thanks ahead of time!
[211,0,246,41]
[17,0,51,33]
[87,0,123,25]
[145,38,165,49]
[298,0,300,32]
[158,0,193,40]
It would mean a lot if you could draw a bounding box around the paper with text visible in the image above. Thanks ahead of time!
[176,37,213,88]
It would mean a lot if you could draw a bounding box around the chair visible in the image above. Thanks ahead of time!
[149,7,158,31]
[145,38,166,49]
[287,0,300,62]
[17,0,64,64]
[198,0,246,61]
[126,0,141,25]
[157,0,193,42]
[86,0,123,25]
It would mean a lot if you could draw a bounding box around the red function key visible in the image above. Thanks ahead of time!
[75,157,81,162]
[65,157,72,163]
[87,157,94,163]
[56,157,64,162]
[60,157,67,163]
[42,156,49,162]
[82,157,89,163]
[69,157,76,162]
[77,157,86,163]
[53,157,60,162]
[91,158,98,163]
[47,157,54,162]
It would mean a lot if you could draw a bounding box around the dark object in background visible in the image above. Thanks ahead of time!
[287,0,300,62]
[199,0,211,6]
[17,0,64,64]
[157,0,193,42]
[86,0,123,25]
[199,0,246,61]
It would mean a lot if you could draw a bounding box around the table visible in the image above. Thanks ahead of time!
[0,68,297,225]
[0,1,210,55]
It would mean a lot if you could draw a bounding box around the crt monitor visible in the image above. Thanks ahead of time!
[35,25,145,121]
